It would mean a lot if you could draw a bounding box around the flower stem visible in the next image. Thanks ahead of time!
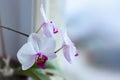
[0,26,29,37]
[0,18,7,58]
[54,47,63,53]
[36,23,44,33]
[0,27,7,58]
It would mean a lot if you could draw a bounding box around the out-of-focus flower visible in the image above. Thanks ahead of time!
[17,33,56,70]
[40,5,58,37]
[61,28,78,63]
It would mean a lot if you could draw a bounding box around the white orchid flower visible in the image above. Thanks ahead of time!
[40,5,58,37]
[61,28,78,63]
[17,33,56,70]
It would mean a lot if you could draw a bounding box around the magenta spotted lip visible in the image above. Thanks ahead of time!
[36,53,48,69]
[75,53,79,56]
[50,21,58,34]
[53,27,58,34]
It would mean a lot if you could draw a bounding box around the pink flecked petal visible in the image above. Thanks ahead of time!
[63,44,72,63]
[60,27,78,63]
[42,23,54,37]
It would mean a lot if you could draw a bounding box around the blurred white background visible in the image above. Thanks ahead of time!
[58,0,120,80]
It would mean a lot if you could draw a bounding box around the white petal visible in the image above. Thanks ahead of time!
[42,24,54,37]
[28,33,55,54]
[60,27,75,46]
[28,33,56,55]
[63,45,72,63]
[47,53,57,60]
[70,45,77,56]
[38,37,56,54]
[17,42,36,70]
[40,4,48,22]
[22,55,36,70]
[62,28,77,55]
[28,33,40,52]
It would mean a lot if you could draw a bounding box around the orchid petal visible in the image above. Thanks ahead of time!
[70,44,77,56]
[17,42,36,70]
[37,37,56,54]
[28,33,40,52]
[28,33,55,54]
[28,33,56,54]
[42,23,54,37]
[61,27,76,52]
[47,53,57,60]
[61,28,73,45]
[60,27,78,63]
[63,44,72,63]
[22,55,36,70]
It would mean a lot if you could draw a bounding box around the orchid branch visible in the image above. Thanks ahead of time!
[0,27,7,58]
[0,26,29,37]
[55,47,63,53]
[36,23,44,33]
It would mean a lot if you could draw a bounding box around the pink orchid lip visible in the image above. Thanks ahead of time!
[36,53,48,69]
[41,21,58,34]
[75,53,79,56]
[53,27,58,34]
[50,21,58,34]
